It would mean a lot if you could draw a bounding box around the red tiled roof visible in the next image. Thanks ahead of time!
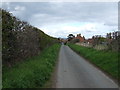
[75,36,85,42]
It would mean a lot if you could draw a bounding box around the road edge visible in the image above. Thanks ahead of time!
[67,45,120,87]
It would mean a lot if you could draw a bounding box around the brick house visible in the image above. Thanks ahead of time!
[75,34,85,42]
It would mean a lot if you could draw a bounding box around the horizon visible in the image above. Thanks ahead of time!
[1,2,118,39]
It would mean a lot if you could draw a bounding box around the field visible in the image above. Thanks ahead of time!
[3,44,61,88]
[68,44,119,81]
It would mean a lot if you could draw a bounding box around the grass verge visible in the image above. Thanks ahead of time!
[3,44,61,88]
[68,44,119,82]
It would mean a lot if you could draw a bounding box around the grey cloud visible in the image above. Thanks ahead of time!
[1,2,118,38]
[2,2,117,26]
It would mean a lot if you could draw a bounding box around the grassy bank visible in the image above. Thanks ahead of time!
[3,44,61,88]
[68,44,119,80]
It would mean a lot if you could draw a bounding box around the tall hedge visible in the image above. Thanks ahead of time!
[1,9,57,67]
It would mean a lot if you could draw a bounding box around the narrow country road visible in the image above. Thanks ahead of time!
[56,45,118,88]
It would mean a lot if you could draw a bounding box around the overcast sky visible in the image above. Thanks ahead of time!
[1,2,118,38]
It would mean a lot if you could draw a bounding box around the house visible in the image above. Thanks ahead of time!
[87,38,93,44]
[75,34,85,42]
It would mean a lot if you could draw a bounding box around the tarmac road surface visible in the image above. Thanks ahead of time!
[56,45,118,88]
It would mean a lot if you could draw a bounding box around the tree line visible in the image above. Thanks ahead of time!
[67,31,120,52]
[91,31,120,51]
[1,9,58,67]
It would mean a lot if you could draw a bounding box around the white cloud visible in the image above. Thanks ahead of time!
[9,6,26,20]
[14,6,25,11]
[1,2,118,39]
[1,2,11,10]
[40,22,118,38]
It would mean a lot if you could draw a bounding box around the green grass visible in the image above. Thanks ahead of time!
[68,44,119,80]
[3,44,61,88]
